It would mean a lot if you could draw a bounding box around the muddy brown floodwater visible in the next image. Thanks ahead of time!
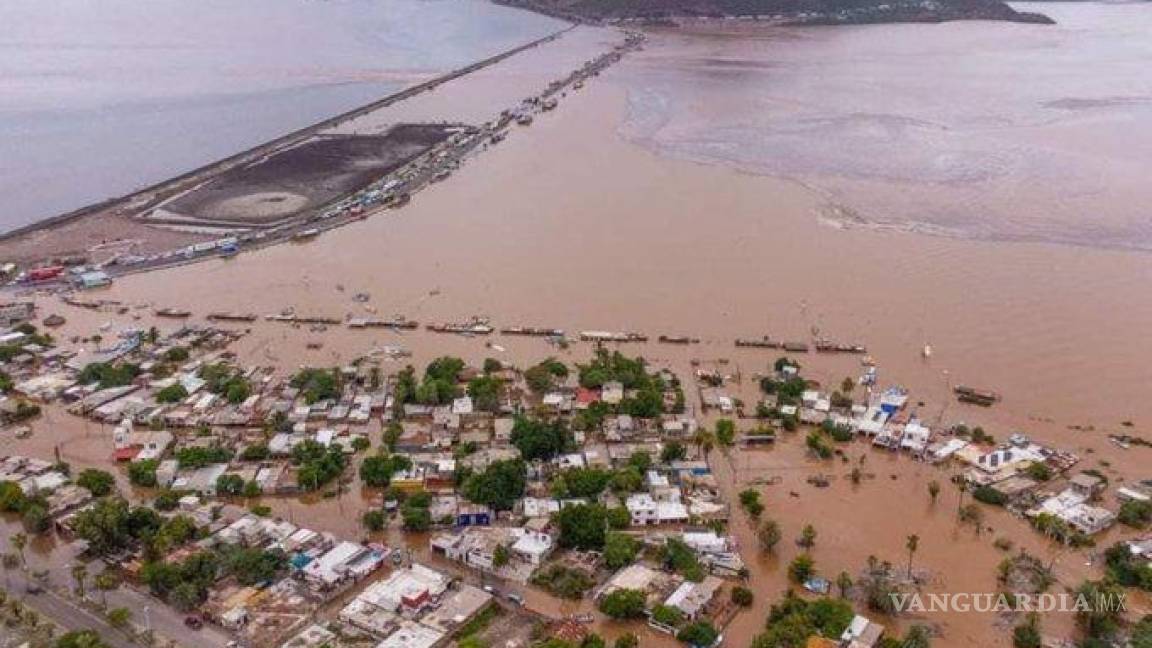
[11,15,1152,647]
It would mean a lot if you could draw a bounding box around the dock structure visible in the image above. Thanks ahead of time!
[207,312,258,323]
[735,337,778,349]
[579,331,648,343]
[264,314,342,326]
[814,339,867,354]
[427,317,494,335]
[348,317,419,330]
[658,335,699,345]
[500,326,565,337]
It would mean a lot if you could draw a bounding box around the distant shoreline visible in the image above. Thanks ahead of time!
[0,24,576,253]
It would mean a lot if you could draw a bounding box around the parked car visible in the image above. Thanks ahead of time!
[184,616,204,630]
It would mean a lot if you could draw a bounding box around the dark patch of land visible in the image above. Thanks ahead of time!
[159,125,455,226]
[494,0,1055,25]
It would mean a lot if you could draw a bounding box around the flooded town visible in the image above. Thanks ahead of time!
[4,1,1152,648]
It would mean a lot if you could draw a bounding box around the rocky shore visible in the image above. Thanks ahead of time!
[493,0,1055,25]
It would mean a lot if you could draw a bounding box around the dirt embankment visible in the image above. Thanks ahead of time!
[158,125,455,227]
[494,0,1054,25]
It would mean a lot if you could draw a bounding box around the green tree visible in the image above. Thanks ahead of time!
[55,630,111,648]
[759,519,782,553]
[361,510,386,532]
[834,571,853,599]
[242,480,262,499]
[76,469,116,497]
[1073,579,1124,642]
[154,383,188,404]
[661,441,687,463]
[906,534,920,579]
[10,532,27,567]
[71,563,88,598]
[555,504,608,551]
[798,524,817,548]
[789,554,815,583]
[360,454,402,487]
[715,419,736,447]
[467,375,503,412]
[383,422,403,451]
[901,625,932,648]
[613,634,639,648]
[72,498,132,556]
[598,588,646,619]
[1012,613,1041,648]
[169,581,203,611]
[462,459,527,511]
[731,586,754,607]
[511,416,571,461]
[94,572,119,607]
[0,481,28,512]
[127,460,159,487]
[215,474,245,496]
[1130,615,1152,648]
[1118,499,1152,529]
[240,444,270,461]
[739,489,764,518]
[603,532,639,570]
[492,544,510,568]
[677,621,719,647]
[22,503,50,534]
[928,480,941,502]
[652,604,685,628]
[106,607,131,629]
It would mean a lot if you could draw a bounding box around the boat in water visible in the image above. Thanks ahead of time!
[154,307,191,318]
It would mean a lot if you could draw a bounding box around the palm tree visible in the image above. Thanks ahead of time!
[94,572,119,608]
[957,481,968,516]
[10,533,27,569]
[836,571,853,598]
[71,563,88,599]
[798,524,817,549]
[1,553,17,590]
[928,480,941,502]
[758,519,782,553]
[694,429,715,460]
[841,377,855,394]
[906,534,920,579]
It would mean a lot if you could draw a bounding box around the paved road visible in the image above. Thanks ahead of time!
[1,525,234,648]
[8,567,135,648]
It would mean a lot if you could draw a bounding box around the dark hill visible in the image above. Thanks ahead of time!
[494,0,1055,25]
